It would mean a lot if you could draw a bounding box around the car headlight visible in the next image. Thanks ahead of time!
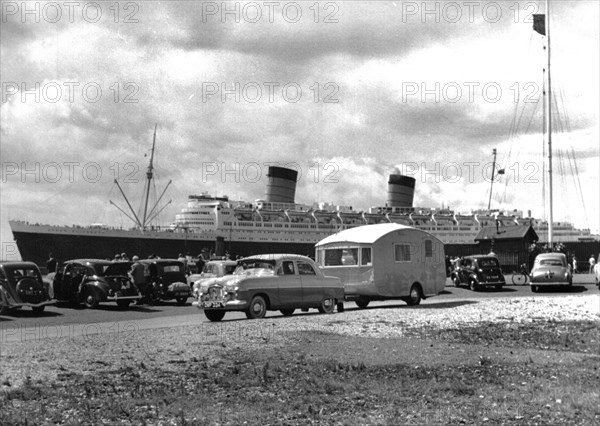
[224,282,240,293]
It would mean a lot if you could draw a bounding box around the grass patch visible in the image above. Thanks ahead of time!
[1,322,599,425]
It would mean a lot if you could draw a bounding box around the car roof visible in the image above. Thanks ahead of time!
[139,259,182,264]
[535,253,566,259]
[0,261,39,269]
[240,254,314,262]
[206,260,238,265]
[67,259,128,265]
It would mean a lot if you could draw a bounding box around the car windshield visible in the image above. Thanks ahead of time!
[224,265,237,275]
[478,258,499,268]
[158,264,183,274]
[234,260,276,276]
[539,259,564,267]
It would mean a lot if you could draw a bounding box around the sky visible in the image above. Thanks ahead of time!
[1,0,599,259]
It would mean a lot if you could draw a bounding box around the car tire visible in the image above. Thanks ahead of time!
[453,276,461,287]
[32,306,45,314]
[83,290,100,309]
[531,285,540,293]
[318,297,335,314]
[245,295,267,319]
[406,284,422,306]
[469,280,479,292]
[280,309,295,317]
[117,300,131,309]
[204,309,225,322]
[355,298,369,309]
[175,297,187,306]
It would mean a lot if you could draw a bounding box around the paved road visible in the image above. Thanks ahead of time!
[1,275,597,343]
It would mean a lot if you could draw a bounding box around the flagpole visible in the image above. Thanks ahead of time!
[487,148,497,211]
[546,0,553,247]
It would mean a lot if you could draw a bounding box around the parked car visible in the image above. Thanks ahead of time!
[529,252,572,292]
[0,261,55,314]
[450,255,506,291]
[140,259,191,305]
[49,259,141,308]
[189,260,238,297]
[194,254,344,322]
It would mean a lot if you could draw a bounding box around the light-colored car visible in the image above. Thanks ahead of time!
[193,254,344,322]
[189,260,238,297]
[529,253,572,293]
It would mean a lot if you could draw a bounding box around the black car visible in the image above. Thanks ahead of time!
[49,259,141,308]
[0,261,56,314]
[450,255,505,291]
[140,259,191,305]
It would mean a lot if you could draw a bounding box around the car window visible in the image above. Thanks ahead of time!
[478,258,499,268]
[224,265,236,275]
[539,259,565,267]
[281,261,295,275]
[297,262,316,275]
[361,248,372,266]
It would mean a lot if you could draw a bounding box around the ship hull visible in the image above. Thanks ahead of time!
[9,224,316,267]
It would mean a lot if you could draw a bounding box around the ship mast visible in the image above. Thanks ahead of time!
[545,0,554,247]
[142,124,157,228]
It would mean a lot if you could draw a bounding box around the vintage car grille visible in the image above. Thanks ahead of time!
[206,287,224,300]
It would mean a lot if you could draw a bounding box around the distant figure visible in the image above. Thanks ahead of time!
[114,253,121,262]
[590,255,596,274]
[178,253,187,269]
[572,256,578,274]
[121,252,129,262]
[46,253,57,273]
[128,255,146,304]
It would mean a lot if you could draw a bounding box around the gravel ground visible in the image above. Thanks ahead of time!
[1,294,599,389]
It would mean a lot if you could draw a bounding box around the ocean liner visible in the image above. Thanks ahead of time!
[9,163,595,266]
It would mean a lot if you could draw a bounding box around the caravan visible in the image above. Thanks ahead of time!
[315,223,446,308]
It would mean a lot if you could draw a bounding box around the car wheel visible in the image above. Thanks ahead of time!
[117,300,131,309]
[531,285,540,293]
[469,280,478,291]
[84,290,100,309]
[406,284,422,306]
[318,297,335,314]
[204,309,225,322]
[175,297,187,306]
[245,295,267,319]
[355,298,369,309]
[32,306,45,314]
[280,309,295,317]
[453,276,460,287]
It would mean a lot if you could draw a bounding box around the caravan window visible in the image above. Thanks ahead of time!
[425,240,433,258]
[324,248,358,266]
[394,244,412,262]
[361,248,372,266]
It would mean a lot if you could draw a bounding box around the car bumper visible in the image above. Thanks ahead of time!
[193,299,248,310]
[529,281,571,286]
[477,281,505,287]
[106,295,141,301]
[5,299,56,309]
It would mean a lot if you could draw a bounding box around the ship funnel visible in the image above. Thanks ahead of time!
[265,166,298,204]
[387,175,415,208]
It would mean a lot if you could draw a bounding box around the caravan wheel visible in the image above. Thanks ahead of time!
[406,284,422,306]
